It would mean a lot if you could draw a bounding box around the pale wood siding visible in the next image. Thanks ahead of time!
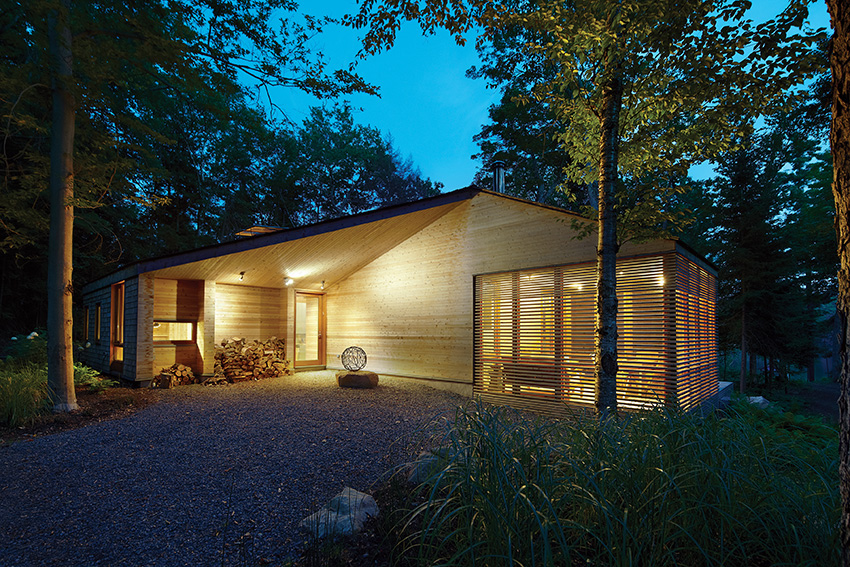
[198,281,216,375]
[327,193,675,384]
[214,283,285,343]
[153,279,203,320]
[135,273,155,381]
[152,279,203,374]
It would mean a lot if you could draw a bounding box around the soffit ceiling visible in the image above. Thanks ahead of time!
[145,200,464,291]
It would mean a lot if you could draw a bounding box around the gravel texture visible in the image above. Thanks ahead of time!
[0,372,465,566]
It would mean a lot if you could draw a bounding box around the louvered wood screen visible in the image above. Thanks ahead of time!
[674,254,719,410]
[473,252,717,416]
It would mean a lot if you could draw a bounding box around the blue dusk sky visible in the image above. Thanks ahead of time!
[271,1,832,191]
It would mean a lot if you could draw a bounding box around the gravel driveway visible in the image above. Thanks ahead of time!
[0,372,465,566]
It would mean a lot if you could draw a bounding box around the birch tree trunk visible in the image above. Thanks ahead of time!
[47,0,78,412]
[595,74,623,419]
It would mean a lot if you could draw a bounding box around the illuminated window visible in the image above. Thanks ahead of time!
[153,321,196,344]
[95,304,101,343]
[84,307,90,341]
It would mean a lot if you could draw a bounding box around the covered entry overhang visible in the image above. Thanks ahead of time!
[82,190,473,382]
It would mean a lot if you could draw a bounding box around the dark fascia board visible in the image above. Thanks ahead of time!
[672,239,719,276]
[82,186,481,293]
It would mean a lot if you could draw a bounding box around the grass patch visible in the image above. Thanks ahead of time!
[0,362,48,428]
[0,332,116,427]
[390,400,838,566]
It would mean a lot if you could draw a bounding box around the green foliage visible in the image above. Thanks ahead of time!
[394,400,838,566]
[677,87,837,381]
[0,363,49,428]
[1,332,48,365]
[73,363,116,393]
[0,1,439,336]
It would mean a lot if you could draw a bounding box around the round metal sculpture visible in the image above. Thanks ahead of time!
[341,346,367,371]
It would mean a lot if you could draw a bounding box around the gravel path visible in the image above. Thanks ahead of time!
[0,372,465,566]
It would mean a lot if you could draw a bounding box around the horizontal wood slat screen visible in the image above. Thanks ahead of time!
[674,254,719,410]
[473,253,717,416]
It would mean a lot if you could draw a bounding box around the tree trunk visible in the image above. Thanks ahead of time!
[594,74,622,419]
[827,0,850,563]
[740,303,747,394]
[47,0,78,412]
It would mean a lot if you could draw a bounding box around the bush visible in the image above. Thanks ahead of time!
[398,400,838,566]
[1,330,48,366]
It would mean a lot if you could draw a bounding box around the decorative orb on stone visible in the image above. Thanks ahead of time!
[341,346,367,371]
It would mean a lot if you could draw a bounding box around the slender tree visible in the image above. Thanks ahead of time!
[46,0,78,411]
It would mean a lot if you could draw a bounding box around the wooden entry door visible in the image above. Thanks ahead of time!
[294,291,325,367]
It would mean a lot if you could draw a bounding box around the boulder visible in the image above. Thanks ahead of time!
[336,370,379,389]
[298,487,379,539]
[746,395,772,409]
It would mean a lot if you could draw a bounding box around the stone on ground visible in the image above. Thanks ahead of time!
[298,487,379,539]
[336,371,379,389]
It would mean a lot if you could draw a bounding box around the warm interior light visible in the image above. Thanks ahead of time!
[239,271,245,281]
[321,280,325,290]
[284,277,294,286]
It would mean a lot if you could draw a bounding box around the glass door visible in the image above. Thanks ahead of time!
[295,292,325,367]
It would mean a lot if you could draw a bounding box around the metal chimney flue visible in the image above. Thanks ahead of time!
[492,159,506,193]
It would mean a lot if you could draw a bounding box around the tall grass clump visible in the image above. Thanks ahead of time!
[399,400,838,566]
[0,331,110,427]
[0,362,48,427]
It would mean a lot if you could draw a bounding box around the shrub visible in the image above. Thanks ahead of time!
[1,330,48,366]
[398,400,839,566]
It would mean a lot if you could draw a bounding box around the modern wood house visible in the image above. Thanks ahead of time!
[79,187,718,415]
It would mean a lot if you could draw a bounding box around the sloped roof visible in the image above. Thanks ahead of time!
[83,187,482,292]
[83,186,712,293]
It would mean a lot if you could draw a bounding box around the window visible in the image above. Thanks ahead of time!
[153,321,196,344]
[95,304,101,343]
[84,307,90,342]
[474,255,687,414]
[111,282,124,347]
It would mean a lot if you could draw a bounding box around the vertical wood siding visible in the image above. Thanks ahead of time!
[326,194,674,384]
[214,283,285,343]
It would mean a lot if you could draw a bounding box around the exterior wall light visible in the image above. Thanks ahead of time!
[239,271,245,281]
[284,277,294,286]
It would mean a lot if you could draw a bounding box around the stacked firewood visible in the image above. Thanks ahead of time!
[214,337,292,383]
[154,363,197,389]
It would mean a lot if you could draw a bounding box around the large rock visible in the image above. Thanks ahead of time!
[336,370,379,389]
[298,487,379,539]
